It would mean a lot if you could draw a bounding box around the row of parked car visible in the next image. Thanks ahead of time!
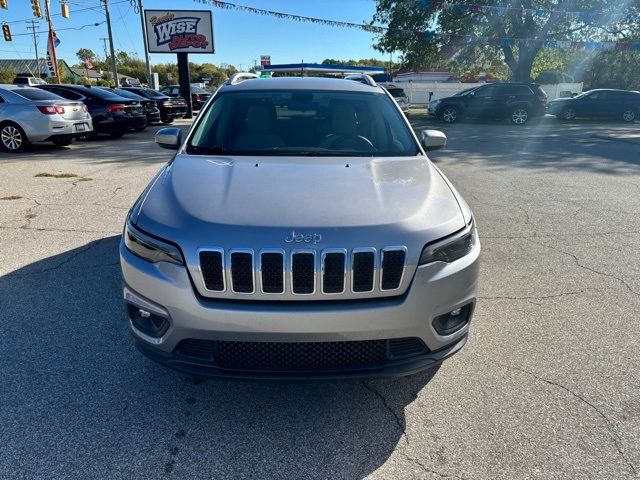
[427,83,640,125]
[0,82,190,152]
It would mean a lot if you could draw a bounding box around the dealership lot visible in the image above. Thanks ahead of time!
[1,117,639,479]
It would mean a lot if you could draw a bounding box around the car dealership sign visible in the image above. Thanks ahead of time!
[144,10,214,54]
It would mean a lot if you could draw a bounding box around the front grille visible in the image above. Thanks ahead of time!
[174,337,429,372]
[198,246,407,298]
[230,251,254,293]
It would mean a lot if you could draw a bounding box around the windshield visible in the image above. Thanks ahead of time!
[191,86,209,94]
[132,88,167,99]
[187,89,419,157]
[455,87,480,96]
[386,87,406,98]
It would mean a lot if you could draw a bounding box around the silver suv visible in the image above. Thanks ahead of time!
[120,74,480,379]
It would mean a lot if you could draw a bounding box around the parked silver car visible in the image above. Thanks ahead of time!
[121,74,480,379]
[0,84,92,152]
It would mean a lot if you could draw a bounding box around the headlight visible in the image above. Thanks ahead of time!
[124,221,184,265]
[419,220,477,265]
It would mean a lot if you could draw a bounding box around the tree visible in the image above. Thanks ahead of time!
[76,48,97,65]
[372,0,640,81]
[0,67,17,83]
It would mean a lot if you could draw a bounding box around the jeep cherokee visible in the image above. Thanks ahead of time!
[120,73,480,379]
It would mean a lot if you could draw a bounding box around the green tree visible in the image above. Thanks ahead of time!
[372,0,640,81]
[0,67,17,83]
[76,48,97,66]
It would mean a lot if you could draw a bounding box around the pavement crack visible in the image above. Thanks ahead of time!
[494,362,637,477]
[361,382,468,480]
[479,289,599,303]
[526,238,639,297]
[5,237,113,277]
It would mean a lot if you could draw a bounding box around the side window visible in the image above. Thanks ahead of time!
[0,95,4,103]
[475,86,496,97]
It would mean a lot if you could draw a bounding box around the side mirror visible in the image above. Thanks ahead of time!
[421,130,447,152]
[155,127,182,150]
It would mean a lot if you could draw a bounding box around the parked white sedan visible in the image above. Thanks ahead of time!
[0,84,92,152]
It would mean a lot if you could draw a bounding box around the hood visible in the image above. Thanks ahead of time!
[134,154,465,254]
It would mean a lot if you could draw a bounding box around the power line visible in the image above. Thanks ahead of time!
[8,21,105,37]
[3,0,129,25]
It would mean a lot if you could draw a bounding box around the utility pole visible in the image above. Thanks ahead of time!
[43,0,60,83]
[137,0,153,88]
[26,20,40,75]
[100,37,108,59]
[101,0,118,87]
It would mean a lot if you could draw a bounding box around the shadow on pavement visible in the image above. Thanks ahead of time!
[0,236,438,479]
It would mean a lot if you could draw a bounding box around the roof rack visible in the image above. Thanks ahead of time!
[226,72,260,85]
[344,74,378,87]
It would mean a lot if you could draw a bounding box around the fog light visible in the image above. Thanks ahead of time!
[432,304,473,335]
[127,303,170,337]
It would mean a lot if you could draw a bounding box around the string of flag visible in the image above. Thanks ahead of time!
[195,0,640,51]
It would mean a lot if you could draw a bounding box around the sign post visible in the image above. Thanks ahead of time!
[144,9,215,118]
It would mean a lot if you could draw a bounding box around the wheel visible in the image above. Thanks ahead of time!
[510,107,529,125]
[440,106,459,123]
[559,108,576,121]
[52,138,74,147]
[0,122,30,152]
[622,108,636,122]
[134,126,147,132]
[161,118,174,124]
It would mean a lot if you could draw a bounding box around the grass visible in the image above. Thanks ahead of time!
[0,195,22,200]
[34,172,78,178]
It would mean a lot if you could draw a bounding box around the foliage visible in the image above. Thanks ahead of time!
[372,0,640,81]
[76,48,97,64]
[580,50,640,90]
[0,67,17,83]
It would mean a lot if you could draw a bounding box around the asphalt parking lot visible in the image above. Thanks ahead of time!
[1,115,639,479]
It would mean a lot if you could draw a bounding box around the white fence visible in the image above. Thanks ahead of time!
[394,81,583,105]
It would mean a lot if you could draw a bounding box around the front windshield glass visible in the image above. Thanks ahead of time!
[187,89,419,157]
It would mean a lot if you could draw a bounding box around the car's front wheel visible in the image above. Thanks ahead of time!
[440,106,459,123]
[161,118,174,124]
[510,107,529,125]
[0,122,30,152]
[559,108,576,121]
[622,108,636,122]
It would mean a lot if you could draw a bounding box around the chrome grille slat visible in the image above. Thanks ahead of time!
[198,246,406,299]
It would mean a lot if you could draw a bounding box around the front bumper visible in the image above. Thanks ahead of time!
[120,238,480,379]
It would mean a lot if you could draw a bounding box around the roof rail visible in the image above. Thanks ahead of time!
[344,74,378,87]
[226,72,260,85]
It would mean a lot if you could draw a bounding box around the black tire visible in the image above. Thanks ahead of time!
[559,108,576,121]
[134,126,147,132]
[0,122,30,152]
[440,105,459,123]
[621,108,636,123]
[161,118,174,124]
[510,106,529,125]
[52,138,74,147]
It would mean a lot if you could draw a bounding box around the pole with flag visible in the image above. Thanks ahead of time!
[43,0,60,83]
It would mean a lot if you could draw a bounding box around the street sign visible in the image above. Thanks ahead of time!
[260,55,271,66]
[144,10,214,54]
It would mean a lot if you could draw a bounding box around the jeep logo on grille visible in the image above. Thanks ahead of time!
[285,231,322,244]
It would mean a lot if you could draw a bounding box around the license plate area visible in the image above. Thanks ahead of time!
[74,123,87,132]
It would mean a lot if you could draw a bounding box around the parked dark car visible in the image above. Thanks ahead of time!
[160,84,212,110]
[120,87,187,123]
[99,87,161,126]
[428,83,548,125]
[547,89,640,122]
[36,84,146,137]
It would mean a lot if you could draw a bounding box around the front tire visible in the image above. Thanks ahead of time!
[559,108,576,121]
[0,122,30,152]
[622,108,636,122]
[161,118,174,124]
[511,107,529,125]
[440,106,459,123]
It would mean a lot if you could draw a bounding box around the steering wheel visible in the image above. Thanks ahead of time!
[322,134,375,152]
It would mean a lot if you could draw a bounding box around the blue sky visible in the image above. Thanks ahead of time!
[1,0,388,67]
